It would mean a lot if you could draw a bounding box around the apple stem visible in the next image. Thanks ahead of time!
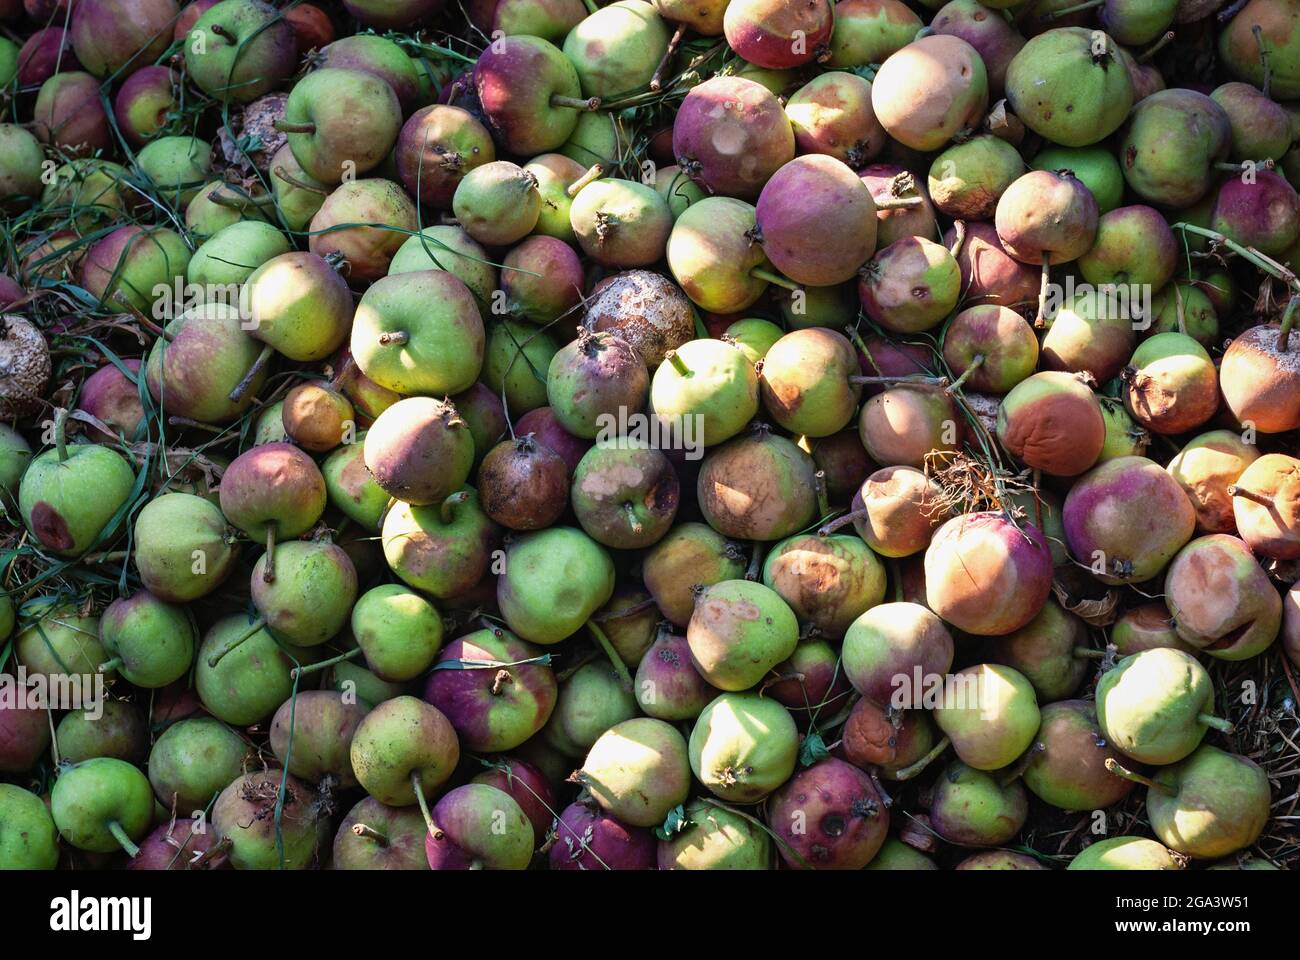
[1140,30,1175,62]
[441,490,470,524]
[1218,0,1248,21]
[168,416,223,433]
[873,195,923,210]
[329,353,356,392]
[843,324,882,373]
[1172,223,1300,294]
[580,0,598,13]
[848,373,949,387]
[1073,646,1106,660]
[228,343,274,403]
[947,219,967,259]
[206,615,268,668]
[762,670,806,695]
[207,186,276,209]
[868,768,894,808]
[1172,280,1188,336]
[123,301,173,340]
[1034,254,1051,329]
[490,668,513,696]
[98,657,122,673]
[107,820,141,859]
[818,508,867,537]
[814,469,830,518]
[410,772,440,838]
[263,525,277,583]
[1278,294,1299,352]
[1042,0,1102,19]
[746,541,765,581]
[273,120,318,135]
[945,355,983,395]
[1227,484,1272,506]
[272,165,327,196]
[550,94,601,111]
[565,163,604,198]
[1254,25,1272,98]
[379,330,409,347]
[85,549,130,564]
[52,406,69,462]
[1104,757,1174,794]
[291,645,362,680]
[351,823,389,846]
[749,267,800,291]
[664,349,691,377]
[894,736,950,781]
[1214,160,1268,173]
[650,24,686,92]
[587,620,633,691]
[1199,713,1235,733]
[592,596,659,622]
[209,23,236,42]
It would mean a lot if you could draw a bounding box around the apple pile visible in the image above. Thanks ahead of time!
[0,0,1298,872]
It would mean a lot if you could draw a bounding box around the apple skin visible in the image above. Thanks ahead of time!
[184,0,296,104]
[281,67,403,185]
[16,27,80,86]
[115,66,178,148]
[343,0,444,29]
[69,0,179,79]
[33,71,111,157]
